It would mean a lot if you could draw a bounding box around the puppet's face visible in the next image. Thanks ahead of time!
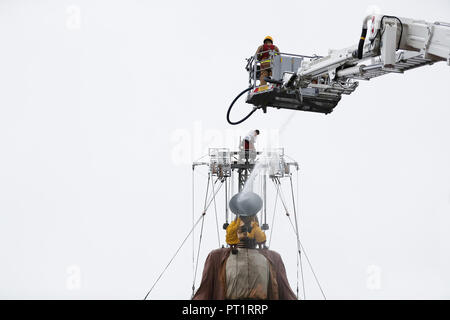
[225,215,266,248]
[237,216,254,242]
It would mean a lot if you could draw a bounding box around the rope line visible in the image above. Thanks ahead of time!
[192,215,205,298]
[273,178,326,300]
[268,182,279,248]
[144,214,204,300]
[145,178,224,300]
[211,176,221,248]
[192,168,195,287]
[290,175,306,300]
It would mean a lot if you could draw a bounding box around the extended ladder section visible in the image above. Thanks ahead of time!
[245,15,450,115]
[346,52,435,81]
[336,17,450,81]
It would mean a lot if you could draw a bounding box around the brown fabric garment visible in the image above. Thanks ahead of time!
[225,248,270,299]
[192,247,297,300]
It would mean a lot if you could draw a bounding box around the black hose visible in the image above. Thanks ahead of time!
[379,15,404,50]
[357,27,368,59]
[358,15,404,59]
[226,87,258,125]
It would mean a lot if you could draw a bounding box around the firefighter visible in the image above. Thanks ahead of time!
[255,36,280,85]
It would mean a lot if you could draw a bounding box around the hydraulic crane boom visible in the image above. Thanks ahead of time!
[295,15,450,84]
[227,14,450,125]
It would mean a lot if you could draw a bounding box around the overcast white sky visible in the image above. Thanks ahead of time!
[0,0,449,299]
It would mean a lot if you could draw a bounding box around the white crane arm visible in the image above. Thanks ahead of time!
[293,14,450,86]
[238,14,450,122]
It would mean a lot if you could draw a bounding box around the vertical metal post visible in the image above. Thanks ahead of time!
[262,173,268,230]
[231,167,234,196]
[238,168,248,192]
[253,54,257,88]
[223,177,229,229]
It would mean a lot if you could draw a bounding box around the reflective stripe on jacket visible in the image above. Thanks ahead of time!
[256,44,280,62]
